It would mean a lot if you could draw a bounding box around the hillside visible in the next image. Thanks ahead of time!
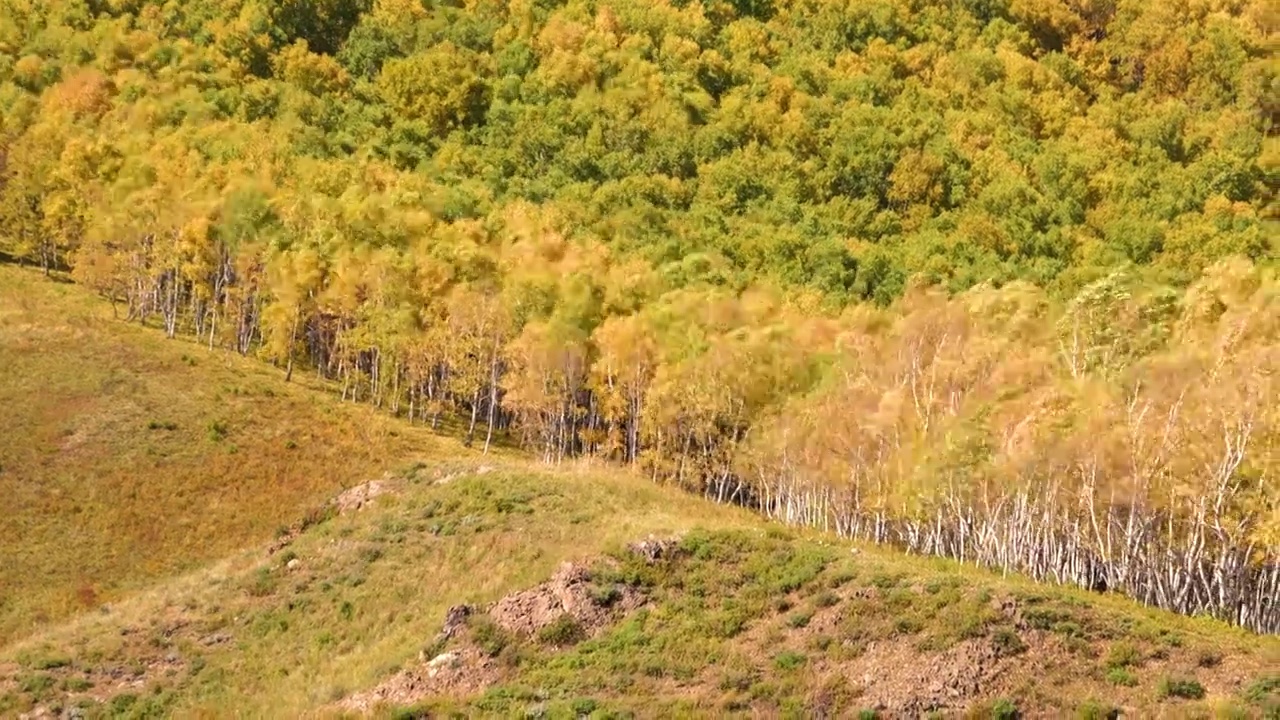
[0,0,1278,712]
[0,264,452,644]
[0,265,1277,718]
[2,464,1278,718]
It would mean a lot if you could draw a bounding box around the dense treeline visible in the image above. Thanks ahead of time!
[0,0,1276,630]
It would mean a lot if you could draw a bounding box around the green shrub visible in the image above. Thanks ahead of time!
[1022,607,1069,630]
[991,698,1019,720]
[718,667,758,692]
[814,590,839,608]
[109,695,138,713]
[27,654,71,670]
[588,583,623,607]
[1106,667,1138,687]
[787,610,813,629]
[206,420,228,441]
[894,616,923,635]
[245,567,276,597]
[1195,649,1222,668]
[992,628,1027,657]
[1157,676,1205,700]
[471,616,510,657]
[1053,621,1085,638]
[828,568,856,588]
[713,607,752,638]
[956,610,990,640]
[773,651,806,671]
[19,673,55,694]
[537,614,586,647]
[1243,674,1279,704]
[1105,642,1142,669]
[870,573,900,590]
[389,706,430,720]
[1243,674,1280,719]
[1075,699,1120,719]
[63,676,93,692]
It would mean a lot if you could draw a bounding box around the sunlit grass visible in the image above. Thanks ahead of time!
[0,265,456,643]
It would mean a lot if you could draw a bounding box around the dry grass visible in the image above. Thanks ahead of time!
[0,265,456,643]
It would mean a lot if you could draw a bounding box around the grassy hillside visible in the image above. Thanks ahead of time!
[0,264,455,644]
[1,465,1276,718]
[1,266,1277,718]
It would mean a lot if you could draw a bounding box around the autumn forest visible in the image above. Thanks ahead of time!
[0,0,1276,632]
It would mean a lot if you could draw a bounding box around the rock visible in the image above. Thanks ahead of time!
[437,604,472,642]
[332,480,390,515]
[200,631,232,647]
[425,652,458,679]
[267,534,296,556]
[340,645,501,711]
[990,596,1024,629]
[286,558,301,571]
[626,535,683,564]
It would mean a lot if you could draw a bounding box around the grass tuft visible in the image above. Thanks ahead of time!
[1157,676,1206,700]
[537,615,586,647]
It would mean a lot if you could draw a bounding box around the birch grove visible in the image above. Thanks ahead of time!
[52,205,1280,631]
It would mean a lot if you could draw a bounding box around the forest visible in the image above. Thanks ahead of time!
[0,0,1276,632]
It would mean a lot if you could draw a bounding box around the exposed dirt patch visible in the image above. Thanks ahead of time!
[488,561,645,639]
[332,479,393,515]
[851,637,1006,714]
[267,477,398,556]
[341,556,651,712]
[0,661,18,695]
[720,586,1045,715]
[340,644,503,713]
